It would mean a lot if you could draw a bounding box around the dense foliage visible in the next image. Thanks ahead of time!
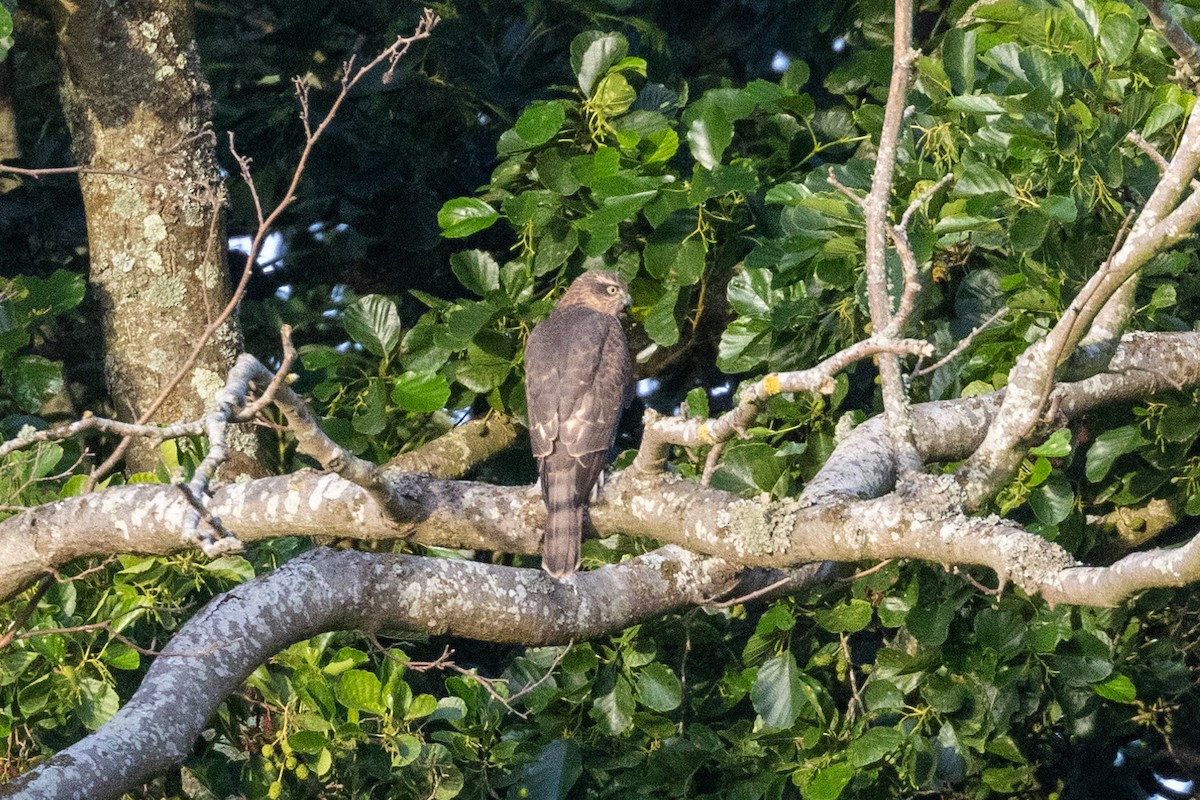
[3,0,1200,797]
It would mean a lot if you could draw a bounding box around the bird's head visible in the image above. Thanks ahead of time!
[557,270,631,316]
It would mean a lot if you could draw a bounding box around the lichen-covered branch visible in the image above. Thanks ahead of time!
[0,546,743,800]
[634,336,932,473]
[958,93,1200,507]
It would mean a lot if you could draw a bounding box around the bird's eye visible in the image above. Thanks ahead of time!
[606,285,618,294]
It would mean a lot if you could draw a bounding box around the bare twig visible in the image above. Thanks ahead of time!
[636,335,932,472]
[913,306,1009,377]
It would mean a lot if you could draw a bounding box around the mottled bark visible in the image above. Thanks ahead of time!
[46,0,257,473]
[1,547,748,800]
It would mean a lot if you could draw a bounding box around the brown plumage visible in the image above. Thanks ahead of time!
[524,271,633,578]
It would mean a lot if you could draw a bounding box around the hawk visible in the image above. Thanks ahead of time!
[524,270,633,578]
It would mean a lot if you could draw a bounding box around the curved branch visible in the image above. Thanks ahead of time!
[0,546,743,800]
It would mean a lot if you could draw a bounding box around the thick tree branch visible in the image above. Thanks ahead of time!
[0,546,744,800]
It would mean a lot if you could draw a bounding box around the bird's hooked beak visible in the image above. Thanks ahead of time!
[621,287,632,311]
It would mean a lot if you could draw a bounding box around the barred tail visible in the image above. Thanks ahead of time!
[541,459,585,578]
[542,502,583,578]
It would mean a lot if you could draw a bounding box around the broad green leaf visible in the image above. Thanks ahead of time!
[593,675,635,734]
[711,442,784,495]
[0,6,12,39]
[201,555,255,583]
[1143,103,1184,138]
[814,599,873,633]
[533,219,579,276]
[727,268,773,316]
[847,726,904,767]
[717,318,772,373]
[344,295,401,357]
[644,287,680,346]
[1029,475,1074,525]
[635,663,682,712]
[572,32,628,96]
[287,731,328,754]
[22,270,86,315]
[513,739,582,800]
[351,378,388,436]
[450,250,500,297]
[687,104,733,169]
[76,678,119,731]
[392,371,451,413]
[946,94,1008,114]
[592,73,636,117]
[1085,425,1147,482]
[515,101,567,146]
[805,762,854,800]
[456,332,512,393]
[1029,428,1071,457]
[438,197,499,238]
[942,28,976,95]
[1093,673,1136,703]
[751,652,807,728]
[955,162,1016,196]
[336,669,386,715]
[7,356,64,414]
[1099,13,1138,65]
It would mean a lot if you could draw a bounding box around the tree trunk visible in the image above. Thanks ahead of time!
[46,0,259,474]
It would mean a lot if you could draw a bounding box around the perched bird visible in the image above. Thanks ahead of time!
[524,270,633,578]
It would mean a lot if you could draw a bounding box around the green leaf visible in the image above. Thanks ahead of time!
[1040,195,1077,223]
[954,162,1016,196]
[644,287,680,346]
[513,739,582,800]
[752,652,807,728]
[405,693,438,720]
[571,32,629,96]
[344,295,401,357]
[101,641,139,671]
[945,94,1008,114]
[1029,475,1074,525]
[456,332,512,393]
[636,663,682,712]
[1093,673,1136,703]
[1099,13,1138,65]
[287,730,329,754]
[942,28,976,95]
[727,268,773,316]
[438,197,499,238]
[717,318,772,373]
[711,442,784,495]
[392,371,451,413]
[7,356,64,414]
[685,386,709,419]
[351,379,388,436]
[450,250,500,297]
[336,669,387,715]
[1085,425,1147,482]
[515,101,568,147]
[201,555,255,583]
[1029,428,1071,457]
[593,675,635,734]
[592,73,637,117]
[687,104,733,170]
[847,726,904,767]
[22,270,86,315]
[0,6,12,39]
[1144,102,1185,138]
[76,678,120,731]
[805,762,854,800]
[814,599,873,633]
